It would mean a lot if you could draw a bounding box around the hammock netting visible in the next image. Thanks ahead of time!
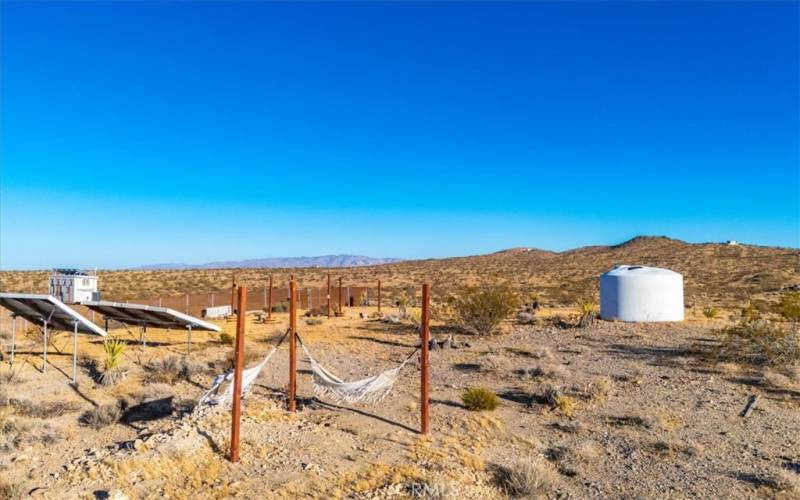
[196,330,418,408]
[197,331,288,406]
[301,342,416,404]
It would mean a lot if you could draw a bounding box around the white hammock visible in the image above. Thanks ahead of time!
[300,342,417,404]
[197,332,287,406]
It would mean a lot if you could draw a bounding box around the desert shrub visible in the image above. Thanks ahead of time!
[461,388,501,411]
[516,311,536,325]
[517,363,570,380]
[585,377,612,401]
[9,398,80,418]
[304,307,327,317]
[741,302,762,323]
[0,367,23,387]
[219,332,235,345]
[305,318,324,326]
[720,320,799,367]
[703,307,719,319]
[271,301,289,313]
[778,292,800,321]
[80,403,121,429]
[575,297,598,328]
[540,385,577,415]
[144,356,197,385]
[0,411,60,452]
[450,285,520,335]
[0,480,24,500]
[492,460,556,498]
[554,394,577,416]
[100,339,127,386]
[223,344,264,370]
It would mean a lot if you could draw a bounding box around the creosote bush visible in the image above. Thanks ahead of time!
[144,356,197,385]
[778,291,800,321]
[219,332,235,345]
[720,320,799,367]
[492,460,557,498]
[80,403,122,429]
[8,398,80,418]
[450,285,520,336]
[271,301,289,313]
[740,302,762,323]
[703,307,719,319]
[461,387,501,411]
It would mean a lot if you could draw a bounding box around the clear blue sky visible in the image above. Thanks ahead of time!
[1,1,798,270]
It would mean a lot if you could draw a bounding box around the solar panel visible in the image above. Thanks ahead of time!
[0,293,107,336]
[81,301,221,332]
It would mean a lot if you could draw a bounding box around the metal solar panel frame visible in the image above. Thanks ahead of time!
[0,293,106,336]
[81,301,221,332]
[0,293,107,382]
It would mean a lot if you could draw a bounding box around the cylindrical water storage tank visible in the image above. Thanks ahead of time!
[600,265,684,322]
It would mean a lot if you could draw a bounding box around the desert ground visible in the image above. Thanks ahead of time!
[0,238,798,499]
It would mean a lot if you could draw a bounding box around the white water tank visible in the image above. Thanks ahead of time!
[600,265,684,322]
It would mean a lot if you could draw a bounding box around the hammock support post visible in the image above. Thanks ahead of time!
[338,278,343,315]
[230,285,247,463]
[421,283,430,434]
[377,280,381,313]
[289,279,297,412]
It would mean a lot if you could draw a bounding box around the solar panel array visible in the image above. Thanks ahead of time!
[82,301,221,332]
[0,293,107,336]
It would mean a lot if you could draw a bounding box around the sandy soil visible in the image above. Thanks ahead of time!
[1,307,798,499]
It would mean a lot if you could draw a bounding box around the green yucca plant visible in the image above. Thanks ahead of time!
[99,339,127,386]
[103,339,126,371]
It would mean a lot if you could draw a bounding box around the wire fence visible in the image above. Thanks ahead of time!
[0,283,421,335]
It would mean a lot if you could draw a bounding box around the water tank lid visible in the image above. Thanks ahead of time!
[604,265,682,278]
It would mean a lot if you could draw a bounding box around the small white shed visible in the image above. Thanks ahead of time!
[49,270,99,304]
[600,265,684,322]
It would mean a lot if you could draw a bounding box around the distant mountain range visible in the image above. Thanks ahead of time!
[132,255,403,270]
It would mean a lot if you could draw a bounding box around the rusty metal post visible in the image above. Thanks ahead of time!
[289,279,297,412]
[338,277,343,315]
[377,280,382,313]
[327,274,332,319]
[230,286,247,462]
[267,275,273,320]
[421,283,430,434]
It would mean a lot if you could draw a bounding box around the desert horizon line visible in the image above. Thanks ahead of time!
[3,234,797,273]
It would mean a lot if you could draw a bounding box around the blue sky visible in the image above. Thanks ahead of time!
[1,1,798,270]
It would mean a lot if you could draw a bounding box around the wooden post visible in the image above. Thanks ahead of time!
[231,277,237,315]
[230,286,247,463]
[327,274,332,319]
[289,279,297,412]
[338,278,343,315]
[420,283,430,434]
[267,275,273,320]
[377,280,382,313]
